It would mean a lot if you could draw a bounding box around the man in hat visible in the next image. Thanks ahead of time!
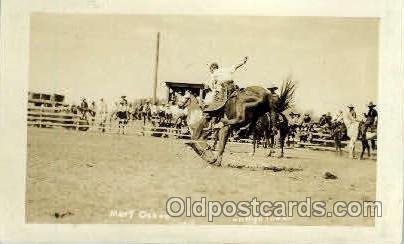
[319,114,327,127]
[98,98,108,132]
[80,98,88,110]
[363,102,378,149]
[120,95,128,106]
[344,104,358,126]
[325,112,332,125]
[288,111,296,123]
[302,112,311,124]
[79,98,89,118]
[267,82,280,127]
[365,102,378,126]
[116,96,129,134]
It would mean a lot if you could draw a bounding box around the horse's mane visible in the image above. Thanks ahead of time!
[276,79,296,113]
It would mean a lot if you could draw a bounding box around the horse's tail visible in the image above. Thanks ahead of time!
[275,80,296,113]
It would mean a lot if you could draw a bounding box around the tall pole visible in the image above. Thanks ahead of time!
[152,32,160,105]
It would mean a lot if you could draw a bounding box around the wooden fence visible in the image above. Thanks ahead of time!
[27,107,376,154]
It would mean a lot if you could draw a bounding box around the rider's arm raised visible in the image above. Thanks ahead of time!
[233,56,248,71]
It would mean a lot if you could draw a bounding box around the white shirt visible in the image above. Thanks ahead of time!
[118,101,128,112]
[344,110,356,125]
[204,90,215,105]
[209,65,237,90]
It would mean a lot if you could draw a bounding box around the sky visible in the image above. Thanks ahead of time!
[29,14,378,116]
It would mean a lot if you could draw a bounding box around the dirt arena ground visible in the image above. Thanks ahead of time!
[26,127,376,225]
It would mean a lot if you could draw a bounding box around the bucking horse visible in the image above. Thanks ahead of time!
[181,80,296,166]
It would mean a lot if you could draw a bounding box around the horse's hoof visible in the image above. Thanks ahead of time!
[213,156,223,166]
[210,162,221,167]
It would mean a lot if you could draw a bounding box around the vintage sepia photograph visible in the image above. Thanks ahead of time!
[25,13,380,226]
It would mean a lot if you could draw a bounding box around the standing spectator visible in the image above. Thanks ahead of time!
[98,98,108,132]
[89,100,97,127]
[80,98,89,119]
[344,104,358,126]
[301,113,312,129]
[325,112,333,125]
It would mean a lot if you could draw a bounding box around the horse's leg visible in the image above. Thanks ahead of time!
[213,125,231,166]
[360,140,365,160]
[348,137,354,158]
[352,138,356,158]
[265,130,270,149]
[367,140,371,157]
[267,132,275,157]
[276,129,285,158]
[371,139,376,150]
[212,129,219,151]
[280,137,285,158]
[252,134,256,156]
[192,116,209,140]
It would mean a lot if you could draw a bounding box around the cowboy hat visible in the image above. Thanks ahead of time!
[347,104,354,108]
[367,102,376,107]
[121,95,127,98]
[268,82,278,90]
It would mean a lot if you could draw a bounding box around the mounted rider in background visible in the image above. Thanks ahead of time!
[267,82,280,126]
[362,102,378,149]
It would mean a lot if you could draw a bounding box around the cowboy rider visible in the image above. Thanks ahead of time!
[365,102,378,128]
[203,56,248,128]
[363,102,377,149]
[204,56,248,110]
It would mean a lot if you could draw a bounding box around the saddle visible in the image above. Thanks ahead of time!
[204,81,238,113]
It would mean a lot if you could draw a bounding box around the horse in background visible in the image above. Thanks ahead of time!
[252,113,271,155]
[252,112,289,157]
